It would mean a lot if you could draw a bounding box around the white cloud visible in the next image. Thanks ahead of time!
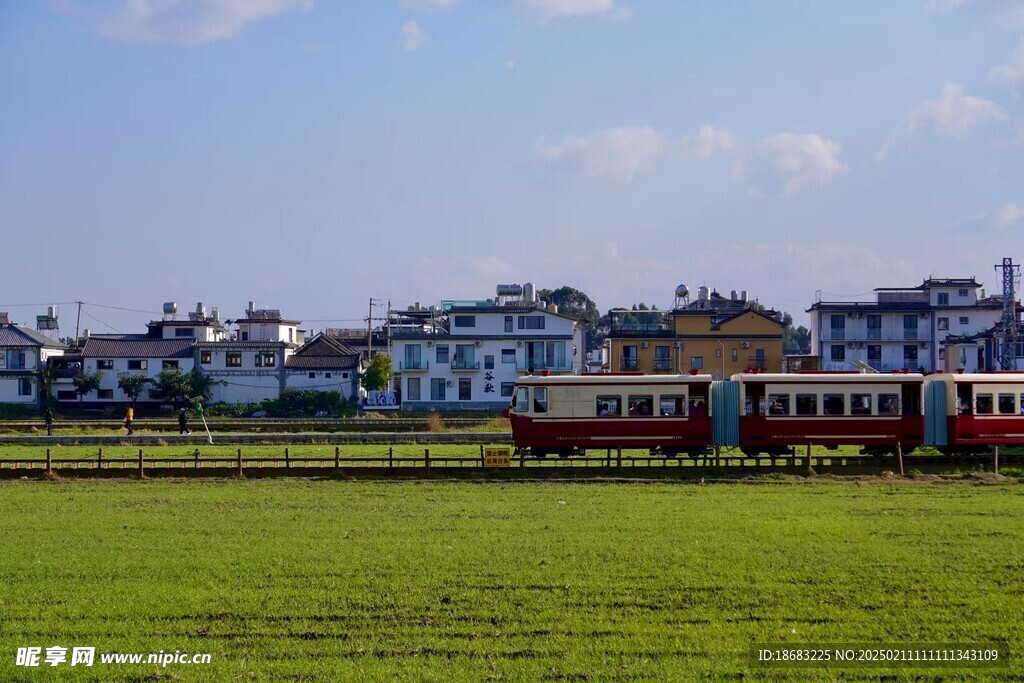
[522,0,630,21]
[398,0,458,10]
[994,203,1024,230]
[504,58,517,70]
[733,133,847,196]
[906,82,1008,136]
[990,40,1024,83]
[400,20,427,51]
[537,127,668,181]
[682,125,738,160]
[83,0,312,45]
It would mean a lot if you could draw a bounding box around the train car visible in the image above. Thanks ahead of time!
[508,373,714,457]
[725,372,925,455]
[924,372,1024,454]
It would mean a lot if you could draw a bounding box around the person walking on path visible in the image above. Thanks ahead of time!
[43,407,53,436]
[123,405,134,436]
[178,408,191,435]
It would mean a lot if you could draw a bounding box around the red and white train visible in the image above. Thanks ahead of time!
[507,371,1024,457]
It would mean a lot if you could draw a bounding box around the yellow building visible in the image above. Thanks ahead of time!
[605,292,785,379]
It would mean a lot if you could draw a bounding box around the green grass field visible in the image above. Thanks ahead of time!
[0,480,1021,681]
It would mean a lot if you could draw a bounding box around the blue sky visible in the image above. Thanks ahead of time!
[1,0,1022,334]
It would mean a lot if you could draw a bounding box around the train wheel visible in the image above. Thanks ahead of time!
[662,450,680,459]
[533,450,548,459]
[557,449,572,459]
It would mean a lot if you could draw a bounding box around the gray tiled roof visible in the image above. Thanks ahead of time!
[285,334,361,369]
[286,356,360,370]
[0,325,68,349]
[81,335,194,359]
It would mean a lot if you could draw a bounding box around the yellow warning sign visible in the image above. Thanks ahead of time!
[483,447,511,467]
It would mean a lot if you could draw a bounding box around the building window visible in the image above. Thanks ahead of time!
[431,378,446,401]
[504,316,513,333]
[436,344,449,364]
[175,328,195,337]
[241,331,249,341]
[715,348,722,358]
[200,351,212,365]
[459,377,472,401]
[958,288,969,297]
[97,359,114,370]
[453,315,476,328]
[959,316,969,325]
[831,345,845,361]
[407,377,421,401]
[308,372,316,379]
[226,352,242,367]
[162,360,179,370]
[325,372,332,379]
[868,345,881,361]
[342,372,348,379]
[621,345,638,370]
[937,293,949,306]
[731,349,738,362]
[938,318,949,331]
[5,350,26,369]
[18,378,32,396]
[256,352,276,368]
[501,349,516,364]
[97,389,113,399]
[904,345,918,362]
[484,355,494,369]
[518,316,545,330]
[454,345,476,369]
[653,346,671,370]
[57,390,76,400]
[127,360,147,370]
[500,382,515,397]
[690,356,703,370]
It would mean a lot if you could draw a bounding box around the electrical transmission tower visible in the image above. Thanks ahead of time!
[996,257,1021,370]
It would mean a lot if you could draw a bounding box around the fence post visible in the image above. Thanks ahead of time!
[606,448,611,468]
[137,448,144,479]
[46,448,51,475]
[994,446,999,475]
[389,446,394,469]
[237,448,243,477]
[805,444,813,476]
[194,449,200,468]
[285,447,290,469]
[480,444,485,467]
[714,445,720,468]
[335,446,340,470]
[425,448,430,469]
[616,448,622,467]
[897,442,905,476]
[98,448,103,470]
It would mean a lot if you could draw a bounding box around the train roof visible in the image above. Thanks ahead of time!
[515,373,714,385]
[730,373,924,383]
[926,372,1024,384]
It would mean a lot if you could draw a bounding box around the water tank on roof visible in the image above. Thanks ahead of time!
[163,302,177,317]
[548,304,559,314]
[675,284,689,299]
[496,284,523,297]
[47,306,57,318]
[523,282,535,303]
[196,302,206,318]
[698,286,709,301]
[211,307,220,322]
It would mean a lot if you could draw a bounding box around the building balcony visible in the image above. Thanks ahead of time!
[620,359,639,371]
[652,359,673,372]
[867,329,882,340]
[516,360,574,373]
[399,360,429,372]
[903,330,919,340]
[746,358,767,371]
[451,359,480,372]
[830,328,845,340]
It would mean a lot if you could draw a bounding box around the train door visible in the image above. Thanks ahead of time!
[744,382,765,416]
[901,383,921,416]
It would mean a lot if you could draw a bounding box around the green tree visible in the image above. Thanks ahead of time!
[33,365,59,409]
[536,286,602,350]
[149,369,190,405]
[360,354,392,392]
[782,312,811,354]
[71,369,104,405]
[117,372,151,407]
[185,368,218,402]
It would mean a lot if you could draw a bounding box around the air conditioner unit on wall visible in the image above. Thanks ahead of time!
[673,341,683,349]
[446,380,453,387]
[426,341,433,347]
[640,341,649,348]
[740,341,750,348]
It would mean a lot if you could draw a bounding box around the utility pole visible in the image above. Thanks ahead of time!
[75,301,83,346]
[367,297,382,361]
[996,258,1021,370]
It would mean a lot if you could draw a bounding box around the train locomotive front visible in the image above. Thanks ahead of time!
[508,374,714,457]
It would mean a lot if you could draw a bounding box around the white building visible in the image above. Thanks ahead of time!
[0,314,66,406]
[390,285,585,411]
[284,333,362,399]
[807,278,1006,372]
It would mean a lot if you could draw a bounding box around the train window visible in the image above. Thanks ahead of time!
[596,396,621,416]
[659,395,686,416]
[851,394,872,415]
[823,394,845,416]
[998,394,1015,415]
[514,387,529,413]
[628,396,654,416]
[795,394,818,416]
[767,394,789,415]
[879,394,899,416]
[975,394,993,415]
[1020,394,1024,414]
[533,387,548,413]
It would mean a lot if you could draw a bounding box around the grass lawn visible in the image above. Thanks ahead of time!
[0,480,1021,680]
